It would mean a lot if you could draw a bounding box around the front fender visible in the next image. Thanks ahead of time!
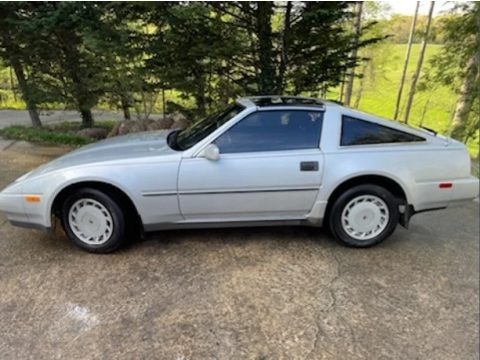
[22,160,182,228]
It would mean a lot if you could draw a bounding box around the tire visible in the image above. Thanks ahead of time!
[328,184,399,248]
[61,188,127,253]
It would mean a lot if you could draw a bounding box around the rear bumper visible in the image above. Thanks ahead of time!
[449,176,480,205]
[413,176,479,211]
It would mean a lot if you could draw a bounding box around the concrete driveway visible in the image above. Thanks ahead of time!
[0,141,478,359]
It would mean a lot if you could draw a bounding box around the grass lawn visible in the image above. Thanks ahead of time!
[327,43,479,158]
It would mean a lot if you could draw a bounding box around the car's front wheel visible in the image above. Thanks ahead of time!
[329,184,399,247]
[61,188,127,253]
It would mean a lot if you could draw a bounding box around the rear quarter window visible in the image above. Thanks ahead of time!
[341,116,425,146]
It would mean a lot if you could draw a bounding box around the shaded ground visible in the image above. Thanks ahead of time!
[0,141,478,359]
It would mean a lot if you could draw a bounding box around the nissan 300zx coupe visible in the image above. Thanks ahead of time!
[0,96,478,253]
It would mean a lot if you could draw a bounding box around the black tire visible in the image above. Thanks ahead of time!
[61,188,127,253]
[328,184,399,248]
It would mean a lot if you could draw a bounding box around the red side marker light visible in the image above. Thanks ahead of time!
[439,182,453,189]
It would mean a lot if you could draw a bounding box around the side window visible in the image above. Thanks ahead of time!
[341,116,425,146]
[215,110,323,154]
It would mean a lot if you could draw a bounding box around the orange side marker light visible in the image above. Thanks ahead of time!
[25,195,41,203]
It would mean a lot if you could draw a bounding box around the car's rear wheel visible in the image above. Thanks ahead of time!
[329,184,399,247]
[61,188,127,253]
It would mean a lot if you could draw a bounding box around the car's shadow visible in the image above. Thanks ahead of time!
[40,220,411,255]
[140,224,338,249]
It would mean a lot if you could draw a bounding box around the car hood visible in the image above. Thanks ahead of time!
[25,130,178,179]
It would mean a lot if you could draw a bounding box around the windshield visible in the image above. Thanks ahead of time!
[172,104,245,150]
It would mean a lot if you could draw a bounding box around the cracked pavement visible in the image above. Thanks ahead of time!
[0,141,478,359]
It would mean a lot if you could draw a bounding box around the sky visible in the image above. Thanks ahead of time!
[386,1,458,16]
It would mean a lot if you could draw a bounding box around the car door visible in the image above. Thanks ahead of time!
[178,109,325,222]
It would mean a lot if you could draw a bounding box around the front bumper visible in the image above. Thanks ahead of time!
[0,193,28,224]
[0,193,50,232]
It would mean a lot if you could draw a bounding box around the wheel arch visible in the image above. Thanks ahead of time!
[324,174,409,222]
[51,181,143,233]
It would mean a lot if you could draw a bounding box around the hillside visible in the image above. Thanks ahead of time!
[329,43,478,156]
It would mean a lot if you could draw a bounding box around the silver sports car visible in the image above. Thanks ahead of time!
[0,96,478,253]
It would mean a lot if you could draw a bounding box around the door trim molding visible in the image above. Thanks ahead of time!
[142,187,319,197]
[179,187,319,195]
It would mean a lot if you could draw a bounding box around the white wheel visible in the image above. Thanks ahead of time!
[340,194,390,241]
[68,198,114,245]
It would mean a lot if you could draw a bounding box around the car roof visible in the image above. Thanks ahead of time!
[236,96,442,143]
[237,95,328,110]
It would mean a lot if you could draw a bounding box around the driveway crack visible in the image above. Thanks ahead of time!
[306,249,344,359]
[0,139,17,152]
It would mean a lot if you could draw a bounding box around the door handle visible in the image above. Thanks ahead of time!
[300,161,319,171]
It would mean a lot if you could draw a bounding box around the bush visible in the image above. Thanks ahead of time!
[0,125,93,146]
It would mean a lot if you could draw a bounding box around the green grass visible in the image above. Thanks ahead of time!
[48,120,116,133]
[0,120,116,146]
[327,43,479,158]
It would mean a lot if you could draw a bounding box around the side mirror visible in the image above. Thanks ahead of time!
[200,143,220,161]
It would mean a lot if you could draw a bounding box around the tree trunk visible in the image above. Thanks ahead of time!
[79,108,94,128]
[393,1,420,120]
[403,1,435,124]
[450,50,480,140]
[353,62,368,109]
[9,67,17,102]
[278,1,292,93]
[256,1,276,94]
[56,28,96,127]
[344,1,363,106]
[339,70,346,102]
[120,95,131,121]
[10,56,42,128]
[162,88,166,121]
[195,91,206,117]
[419,98,431,127]
[194,75,207,117]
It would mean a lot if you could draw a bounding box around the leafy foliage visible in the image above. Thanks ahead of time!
[0,121,116,146]
[0,0,477,153]
[421,2,479,144]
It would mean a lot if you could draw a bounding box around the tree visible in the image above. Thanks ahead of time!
[451,50,479,141]
[88,2,149,121]
[344,1,363,106]
[215,2,381,96]
[147,2,245,116]
[424,3,479,143]
[393,1,420,120]
[32,3,115,127]
[352,2,392,108]
[7,2,122,128]
[256,2,276,94]
[403,1,435,124]
[286,1,380,95]
[0,3,42,127]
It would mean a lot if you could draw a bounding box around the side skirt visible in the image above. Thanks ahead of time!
[144,218,324,232]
